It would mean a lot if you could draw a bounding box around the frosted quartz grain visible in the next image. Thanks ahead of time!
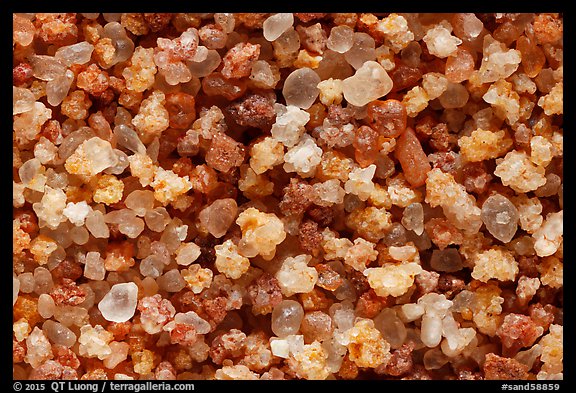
[494,151,547,193]
[249,137,285,174]
[342,61,393,106]
[276,254,318,297]
[376,13,414,52]
[32,186,67,230]
[477,36,522,83]
[530,136,555,167]
[287,341,331,380]
[78,325,113,360]
[423,25,462,58]
[313,179,346,206]
[344,165,376,201]
[62,201,91,226]
[425,168,482,234]
[532,211,563,257]
[364,262,423,297]
[65,137,118,177]
[214,240,250,279]
[538,82,563,116]
[123,47,158,93]
[482,79,521,125]
[24,327,53,368]
[283,134,323,178]
[131,91,170,142]
[13,102,52,143]
[270,104,310,147]
[345,319,391,368]
[98,282,139,323]
[458,129,513,162]
[471,248,519,282]
[236,207,286,260]
[422,72,449,100]
[150,167,193,206]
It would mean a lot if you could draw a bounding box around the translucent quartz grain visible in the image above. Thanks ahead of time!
[13,14,35,46]
[374,308,407,349]
[452,13,484,41]
[33,267,54,295]
[423,348,449,370]
[38,294,56,319]
[402,202,424,235]
[282,68,321,110]
[42,320,76,348]
[175,243,201,266]
[55,42,95,67]
[439,82,469,109]
[272,27,301,59]
[445,48,475,83]
[263,13,294,42]
[430,248,463,273]
[46,70,74,106]
[85,209,110,238]
[18,273,34,293]
[84,251,106,281]
[271,300,304,337]
[188,50,222,78]
[98,282,139,323]
[481,194,520,243]
[103,22,135,65]
[327,25,354,54]
[172,311,211,334]
[215,13,235,33]
[84,137,119,174]
[13,86,36,115]
[342,61,393,107]
[144,207,171,232]
[344,32,376,70]
[250,60,280,89]
[125,190,155,217]
[113,125,146,154]
[19,158,45,192]
[29,55,66,81]
[394,127,431,188]
[198,198,238,238]
[157,269,187,292]
[139,255,165,278]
